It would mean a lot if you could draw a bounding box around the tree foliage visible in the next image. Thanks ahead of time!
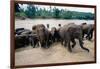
[15,4,20,12]
[25,5,36,18]
[15,4,94,20]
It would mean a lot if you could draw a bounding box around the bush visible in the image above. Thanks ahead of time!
[15,12,26,17]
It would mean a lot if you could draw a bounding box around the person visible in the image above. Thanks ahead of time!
[47,24,49,28]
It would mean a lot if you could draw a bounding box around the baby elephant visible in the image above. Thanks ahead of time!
[59,23,89,52]
[50,27,60,42]
[29,33,39,48]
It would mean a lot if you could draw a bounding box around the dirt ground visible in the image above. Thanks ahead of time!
[15,39,95,66]
[15,19,95,66]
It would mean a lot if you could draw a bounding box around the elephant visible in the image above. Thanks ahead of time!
[20,29,32,35]
[15,28,24,32]
[59,23,89,52]
[15,28,31,49]
[50,27,60,42]
[15,28,39,49]
[20,29,39,48]
[32,24,51,48]
[59,23,75,45]
[15,28,24,35]
[15,28,31,35]
[81,23,94,40]
[28,33,39,48]
[15,34,29,49]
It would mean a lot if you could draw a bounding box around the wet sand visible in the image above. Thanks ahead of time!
[15,39,95,66]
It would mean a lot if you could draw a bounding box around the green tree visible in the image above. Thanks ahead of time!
[15,3,20,12]
[25,5,36,18]
[53,8,60,18]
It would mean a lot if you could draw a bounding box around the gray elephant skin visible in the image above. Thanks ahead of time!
[32,24,52,48]
[81,23,94,40]
[59,23,89,52]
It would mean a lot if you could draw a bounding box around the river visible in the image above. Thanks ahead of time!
[15,19,94,30]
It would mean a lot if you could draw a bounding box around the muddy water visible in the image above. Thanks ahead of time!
[15,19,94,30]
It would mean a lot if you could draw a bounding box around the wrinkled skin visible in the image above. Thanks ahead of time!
[32,24,51,48]
[59,23,89,52]
[81,23,94,40]
[51,27,60,42]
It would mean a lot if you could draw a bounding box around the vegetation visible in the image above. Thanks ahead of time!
[15,4,94,20]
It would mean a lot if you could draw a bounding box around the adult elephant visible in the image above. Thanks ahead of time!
[32,24,51,48]
[59,23,89,52]
[81,23,94,40]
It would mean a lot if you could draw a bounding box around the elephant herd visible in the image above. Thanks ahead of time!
[15,23,94,53]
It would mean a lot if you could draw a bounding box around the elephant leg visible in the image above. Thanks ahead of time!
[91,31,93,39]
[68,40,72,52]
[71,38,76,48]
[89,30,93,40]
[31,38,35,48]
[82,32,85,40]
[52,36,55,42]
[41,43,45,48]
[86,33,90,40]
[79,38,89,52]
[45,42,47,48]
[40,42,44,48]
[46,41,49,48]
[61,38,63,45]
[34,40,38,48]
[36,41,39,47]
[86,34,91,40]
[64,39,67,47]
[32,41,35,48]
[45,37,49,48]
[86,28,92,40]
[52,37,54,44]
